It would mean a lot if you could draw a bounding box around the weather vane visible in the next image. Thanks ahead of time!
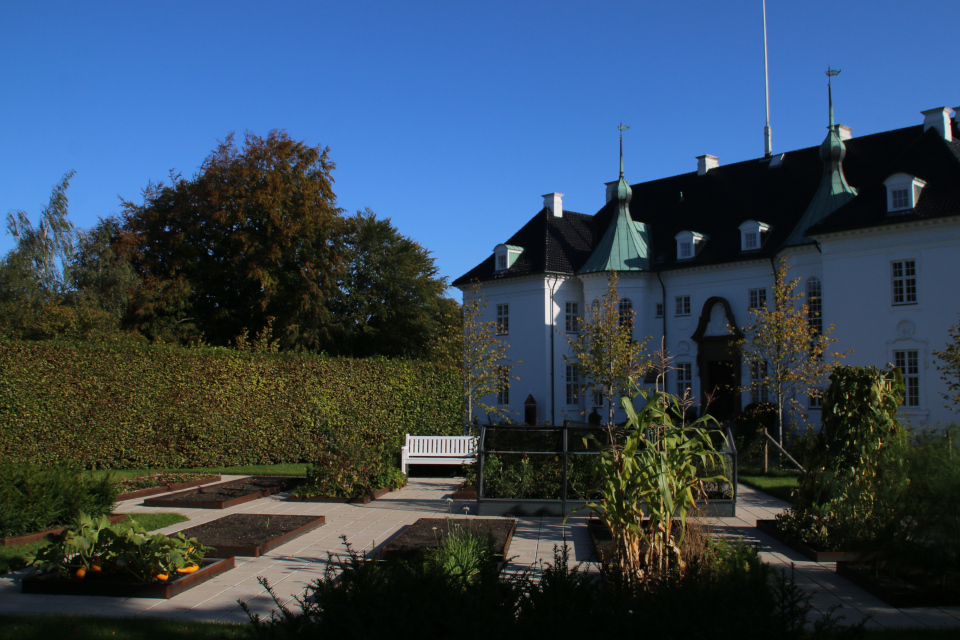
[826,66,840,84]
[617,123,630,176]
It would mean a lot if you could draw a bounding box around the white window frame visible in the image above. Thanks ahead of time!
[493,244,524,272]
[674,230,705,260]
[496,365,509,406]
[894,349,920,407]
[807,277,822,335]
[750,360,769,404]
[565,364,580,406]
[496,303,509,335]
[884,173,926,212]
[565,301,580,333]
[738,220,770,252]
[655,302,664,318]
[891,260,917,305]
[748,288,767,310]
[676,362,692,398]
[618,298,634,331]
[675,295,691,317]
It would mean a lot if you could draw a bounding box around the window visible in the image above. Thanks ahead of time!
[675,295,691,316]
[751,360,768,404]
[565,302,580,333]
[894,350,920,407]
[676,363,692,398]
[496,303,509,334]
[807,277,822,335]
[749,288,767,310]
[655,302,664,318]
[565,364,580,405]
[496,366,509,406]
[809,390,823,409]
[891,260,917,305]
[619,299,633,330]
[679,242,692,259]
[892,188,909,210]
[493,244,524,271]
[497,254,507,270]
[884,173,926,212]
[739,220,770,251]
[674,230,705,260]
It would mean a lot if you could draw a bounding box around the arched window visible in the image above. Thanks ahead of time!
[619,298,633,331]
[807,277,822,336]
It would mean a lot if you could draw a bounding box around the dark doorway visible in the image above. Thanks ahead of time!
[691,298,743,421]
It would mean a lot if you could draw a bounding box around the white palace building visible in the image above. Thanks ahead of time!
[453,101,960,429]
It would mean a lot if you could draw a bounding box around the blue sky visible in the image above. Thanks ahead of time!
[2,1,958,298]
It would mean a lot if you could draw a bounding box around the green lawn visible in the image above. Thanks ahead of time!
[92,463,309,481]
[739,473,798,503]
[0,512,188,575]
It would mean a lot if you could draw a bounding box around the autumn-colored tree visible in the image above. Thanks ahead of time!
[118,130,345,349]
[461,285,518,434]
[566,272,651,428]
[737,259,846,449]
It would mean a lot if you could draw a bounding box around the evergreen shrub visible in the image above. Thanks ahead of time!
[0,341,461,469]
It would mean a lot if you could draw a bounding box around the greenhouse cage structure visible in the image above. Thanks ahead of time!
[476,421,737,517]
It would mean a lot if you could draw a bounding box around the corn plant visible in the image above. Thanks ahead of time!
[581,389,727,583]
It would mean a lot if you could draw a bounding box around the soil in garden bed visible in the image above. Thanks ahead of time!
[21,557,235,599]
[143,477,301,509]
[836,562,960,608]
[588,518,712,566]
[289,486,393,504]
[755,519,864,563]
[380,518,517,562]
[115,475,221,502]
[176,514,325,557]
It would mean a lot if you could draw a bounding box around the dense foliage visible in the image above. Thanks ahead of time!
[0,461,117,538]
[244,538,862,640]
[0,341,461,470]
[1,135,458,360]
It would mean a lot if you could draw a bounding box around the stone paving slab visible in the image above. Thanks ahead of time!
[0,478,957,630]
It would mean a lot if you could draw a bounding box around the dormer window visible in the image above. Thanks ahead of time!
[884,173,926,213]
[738,220,770,252]
[493,244,524,271]
[674,231,705,261]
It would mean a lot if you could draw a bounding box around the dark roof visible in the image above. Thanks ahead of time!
[454,120,960,286]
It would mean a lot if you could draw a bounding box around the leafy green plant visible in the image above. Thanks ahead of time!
[776,365,907,550]
[579,389,727,582]
[28,512,209,582]
[425,520,496,586]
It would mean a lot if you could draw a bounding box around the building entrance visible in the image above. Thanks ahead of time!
[691,298,743,421]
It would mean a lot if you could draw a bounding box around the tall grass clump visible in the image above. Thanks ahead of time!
[0,461,117,537]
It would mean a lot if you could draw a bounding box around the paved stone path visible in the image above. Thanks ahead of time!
[1,477,958,630]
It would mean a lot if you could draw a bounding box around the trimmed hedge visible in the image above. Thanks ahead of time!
[0,341,461,469]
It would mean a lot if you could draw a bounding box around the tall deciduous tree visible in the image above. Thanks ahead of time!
[934,313,960,412]
[461,285,517,434]
[119,131,345,349]
[737,259,845,448]
[331,208,450,359]
[566,272,651,428]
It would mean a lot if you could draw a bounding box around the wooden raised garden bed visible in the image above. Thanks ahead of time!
[755,519,864,563]
[380,517,517,562]
[21,557,235,599]
[1,515,129,548]
[143,476,300,509]
[836,561,960,608]
[289,483,407,504]
[451,485,477,500]
[116,476,222,502]
[176,514,325,557]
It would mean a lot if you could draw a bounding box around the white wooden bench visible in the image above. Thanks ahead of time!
[401,434,477,474]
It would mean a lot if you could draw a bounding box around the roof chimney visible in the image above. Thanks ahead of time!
[921,107,954,142]
[834,124,852,141]
[543,192,563,217]
[696,154,719,176]
[604,180,618,203]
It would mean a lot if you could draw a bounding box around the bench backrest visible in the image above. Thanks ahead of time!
[405,435,477,456]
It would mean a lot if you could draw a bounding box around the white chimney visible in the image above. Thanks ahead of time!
[921,107,954,142]
[696,154,719,176]
[834,124,853,141]
[542,192,563,217]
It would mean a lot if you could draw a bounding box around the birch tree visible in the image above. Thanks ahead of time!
[461,285,517,434]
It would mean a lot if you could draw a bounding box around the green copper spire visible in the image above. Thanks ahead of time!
[784,68,857,246]
[580,124,650,273]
